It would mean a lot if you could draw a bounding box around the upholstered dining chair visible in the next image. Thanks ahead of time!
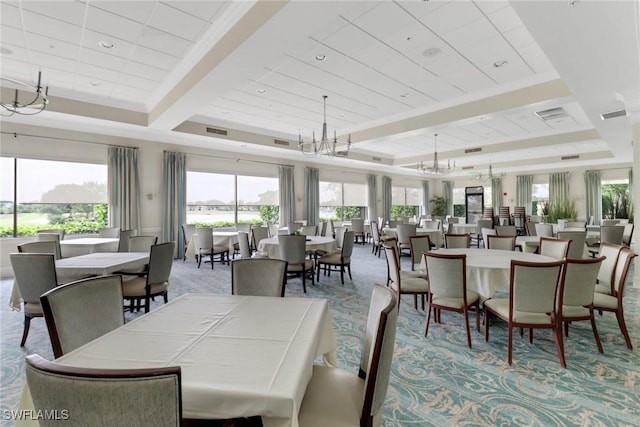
[115,235,158,276]
[396,223,417,256]
[318,221,328,237]
[237,231,252,259]
[525,221,537,237]
[423,252,480,348]
[481,228,497,249]
[278,234,314,293]
[333,226,347,250]
[349,218,366,244]
[316,231,355,285]
[37,228,65,240]
[472,219,494,247]
[557,231,587,259]
[534,223,554,238]
[495,225,517,236]
[181,224,196,261]
[98,227,120,238]
[231,258,287,297]
[622,223,634,247]
[444,233,470,249]
[593,248,637,350]
[594,243,623,296]
[117,229,137,252]
[40,275,124,358]
[287,222,303,234]
[36,233,62,258]
[484,259,566,367]
[409,235,431,273]
[251,225,269,251]
[18,241,61,260]
[298,284,398,427]
[300,225,318,236]
[195,226,228,269]
[122,241,176,313]
[25,354,182,427]
[539,237,570,260]
[557,257,605,355]
[10,253,58,347]
[486,235,516,251]
[383,243,428,310]
[589,226,625,256]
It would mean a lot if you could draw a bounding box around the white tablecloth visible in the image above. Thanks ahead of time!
[185,231,239,260]
[382,227,443,248]
[429,248,555,299]
[258,236,337,259]
[9,252,149,311]
[59,237,119,258]
[515,236,540,253]
[18,293,337,427]
[450,224,478,234]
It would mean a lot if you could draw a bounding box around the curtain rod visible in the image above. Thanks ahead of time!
[187,151,293,168]
[1,131,136,149]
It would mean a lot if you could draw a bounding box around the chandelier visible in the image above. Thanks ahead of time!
[473,163,506,181]
[1,71,50,117]
[298,95,351,158]
[417,133,455,175]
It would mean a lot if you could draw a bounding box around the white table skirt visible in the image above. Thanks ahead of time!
[9,252,149,311]
[450,224,478,234]
[428,249,555,299]
[382,228,443,248]
[185,231,239,260]
[17,293,337,427]
[59,237,119,258]
[515,236,540,253]
[257,236,337,259]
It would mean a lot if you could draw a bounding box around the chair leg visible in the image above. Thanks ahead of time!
[552,319,566,368]
[20,315,32,346]
[347,264,352,280]
[589,311,604,353]
[507,325,513,365]
[464,308,472,348]
[340,265,344,285]
[615,310,633,350]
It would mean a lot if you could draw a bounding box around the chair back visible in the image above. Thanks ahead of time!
[231,258,287,297]
[18,241,61,260]
[10,253,58,304]
[481,228,497,248]
[117,229,137,252]
[287,222,303,234]
[300,225,318,236]
[350,218,365,233]
[535,223,554,237]
[237,232,251,259]
[510,260,564,315]
[382,244,401,293]
[388,220,401,228]
[334,226,347,248]
[319,221,328,237]
[396,224,417,245]
[476,219,493,235]
[359,285,398,425]
[421,219,441,230]
[560,257,603,308]
[622,223,634,246]
[525,221,537,236]
[566,221,586,229]
[25,354,182,427]
[602,219,620,226]
[128,235,158,253]
[37,229,65,239]
[487,235,516,251]
[425,252,466,299]
[235,223,251,233]
[600,225,624,245]
[447,216,459,224]
[612,248,636,296]
[557,231,587,258]
[181,224,196,247]
[251,226,269,249]
[445,234,470,249]
[370,221,380,243]
[278,235,307,265]
[98,227,120,238]
[195,226,214,250]
[41,275,124,357]
[341,231,356,258]
[597,243,623,292]
[539,237,570,260]
[495,225,517,236]
[409,235,431,271]
[147,242,176,286]
[36,233,62,259]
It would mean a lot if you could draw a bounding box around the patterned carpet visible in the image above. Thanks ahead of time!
[1,244,639,426]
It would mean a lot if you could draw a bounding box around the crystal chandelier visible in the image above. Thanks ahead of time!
[298,95,351,158]
[474,163,506,181]
[417,133,455,175]
[1,71,50,117]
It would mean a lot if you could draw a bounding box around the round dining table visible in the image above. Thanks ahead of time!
[426,248,555,299]
[257,235,337,258]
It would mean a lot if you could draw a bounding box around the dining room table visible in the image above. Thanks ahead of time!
[185,230,239,260]
[9,252,150,311]
[59,237,119,258]
[16,293,337,427]
[257,235,337,259]
[382,227,443,248]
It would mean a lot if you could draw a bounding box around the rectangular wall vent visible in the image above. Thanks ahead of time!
[600,109,627,120]
[534,107,568,121]
[464,147,482,154]
[561,155,579,160]
[206,127,228,136]
[372,156,382,162]
[462,166,474,170]
[273,139,290,146]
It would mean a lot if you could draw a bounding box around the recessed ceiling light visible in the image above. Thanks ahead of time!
[493,60,508,68]
[400,92,409,98]
[98,41,114,49]
[49,44,56,49]
[568,0,579,6]
[1,46,13,55]
[257,88,266,94]
[221,111,229,115]
[422,47,441,58]
[89,82,101,87]
[315,54,326,61]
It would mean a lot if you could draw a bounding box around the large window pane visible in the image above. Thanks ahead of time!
[0,158,15,237]
[186,172,235,226]
[391,185,422,219]
[320,181,342,220]
[320,181,366,220]
[602,180,630,219]
[237,175,279,224]
[532,183,549,215]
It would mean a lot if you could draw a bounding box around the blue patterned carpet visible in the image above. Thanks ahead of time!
[1,244,639,426]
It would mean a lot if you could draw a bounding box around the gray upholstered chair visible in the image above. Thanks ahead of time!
[485,259,566,367]
[319,221,328,237]
[287,222,303,234]
[525,221,537,237]
[231,258,287,297]
[481,228,497,249]
[316,230,354,285]
[115,235,158,276]
[486,235,516,251]
[251,225,269,251]
[557,231,587,258]
[25,354,182,427]
[36,233,62,258]
[195,227,228,268]
[424,251,480,348]
[40,275,124,358]
[18,241,61,260]
[534,223,554,237]
[117,229,137,252]
[298,284,398,427]
[237,231,252,259]
[181,224,196,261]
[278,235,314,293]
[300,225,318,236]
[122,241,176,313]
[472,219,494,247]
[558,257,604,355]
[37,228,65,239]
[593,248,637,350]
[349,218,366,244]
[233,223,252,258]
[383,243,428,310]
[594,243,623,295]
[622,223,634,247]
[396,223,417,256]
[409,235,431,272]
[10,253,58,346]
[588,226,625,256]
[495,225,517,236]
[333,226,347,250]
[444,233,470,249]
[539,237,570,260]
[601,219,620,226]
[98,227,120,238]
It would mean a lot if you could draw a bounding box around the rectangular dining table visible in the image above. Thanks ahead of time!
[17,293,337,427]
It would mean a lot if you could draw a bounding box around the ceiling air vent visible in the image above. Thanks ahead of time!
[534,107,568,121]
[561,155,579,160]
[462,166,474,170]
[600,109,627,120]
[273,139,290,146]
[464,147,482,154]
[205,127,228,136]
[372,156,382,162]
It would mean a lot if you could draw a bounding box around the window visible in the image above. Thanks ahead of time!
[391,185,421,219]
[532,183,549,216]
[186,172,278,227]
[1,157,107,237]
[602,179,630,219]
[320,181,367,220]
[452,187,465,217]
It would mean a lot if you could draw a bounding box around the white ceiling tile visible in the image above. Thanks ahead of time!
[352,1,415,40]
[487,5,525,34]
[85,6,144,42]
[25,32,78,60]
[418,1,485,35]
[321,24,378,58]
[475,0,511,15]
[0,57,31,78]
[116,74,159,92]
[90,1,156,24]
[162,1,228,22]
[443,17,500,49]
[79,47,127,72]
[137,27,192,58]
[21,10,82,44]
[42,68,75,89]
[20,1,86,26]
[0,2,22,30]
[130,45,179,71]
[29,50,76,73]
[77,62,120,83]
[381,23,440,55]
[147,2,207,41]
[120,61,167,82]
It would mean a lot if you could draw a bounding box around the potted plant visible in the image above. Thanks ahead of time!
[547,198,577,224]
[430,195,447,221]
